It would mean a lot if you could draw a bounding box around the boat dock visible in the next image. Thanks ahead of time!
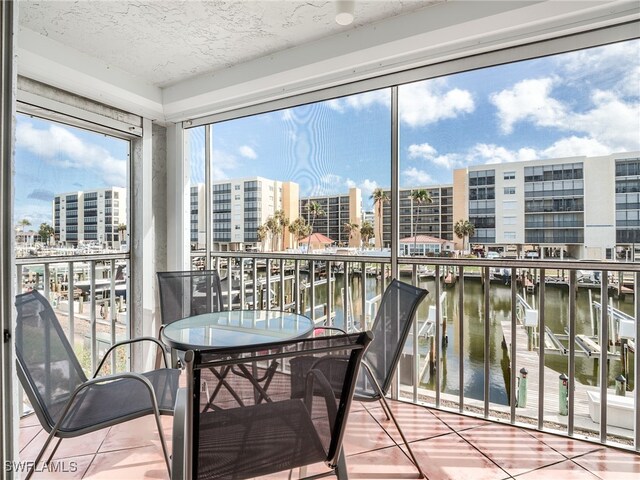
[500,319,631,436]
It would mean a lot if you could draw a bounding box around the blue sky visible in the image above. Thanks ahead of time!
[15,39,640,226]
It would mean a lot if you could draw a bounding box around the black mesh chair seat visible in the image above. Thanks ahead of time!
[197,399,326,479]
[173,332,372,480]
[14,290,180,479]
[51,368,180,433]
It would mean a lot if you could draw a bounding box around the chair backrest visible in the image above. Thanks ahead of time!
[365,279,428,396]
[14,290,88,430]
[157,270,223,325]
[186,331,371,480]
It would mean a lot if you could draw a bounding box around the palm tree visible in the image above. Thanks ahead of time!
[264,216,281,251]
[410,189,432,256]
[273,209,289,251]
[289,217,311,249]
[38,223,55,245]
[117,223,127,243]
[305,201,325,252]
[360,220,374,248]
[370,188,389,249]
[18,218,31,232]
[343,222,359,246]
[454,219,476,254]
[256,224,268,251]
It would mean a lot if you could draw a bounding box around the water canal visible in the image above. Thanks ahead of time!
[303,269,636,406]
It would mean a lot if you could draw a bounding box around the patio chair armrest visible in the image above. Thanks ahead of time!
[93,337,169,378]
[313,326,347,336]
[304,368,338,427]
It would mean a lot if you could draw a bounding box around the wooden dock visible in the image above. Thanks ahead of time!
[500,320,625,430]
[499,320,634,438]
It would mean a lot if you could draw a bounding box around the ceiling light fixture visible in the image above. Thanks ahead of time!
[335,0,355,26]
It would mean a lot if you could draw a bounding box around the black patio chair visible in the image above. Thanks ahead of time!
[171,331,372,480]
[294,279,428,477]
[157,269,224,324]
[157,269,224,367]
[14,290,180,479]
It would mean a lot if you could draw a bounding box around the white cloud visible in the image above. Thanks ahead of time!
[490,77,640,152]
[403,167,433,186]
[538,136,611,159]
[281,109,294,121]
[326,90,390,113]
[569,90,640,151]
[16,121,126,187]
[490,77,567,134]
[359,179,379,202]
[327,80,474,127]
[399,80,475,127]
[431,153,461,169]
[211,149,239,180]
[618,65,640,98]
[562,41,640,77]
[408,143,437,160]
[469,144,537,164]
[238,145,257,159]
[406,142,462,169]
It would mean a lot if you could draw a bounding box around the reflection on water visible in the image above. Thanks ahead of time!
[305,268,635,407]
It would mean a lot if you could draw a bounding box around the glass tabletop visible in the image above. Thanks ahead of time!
[161,310,315,351]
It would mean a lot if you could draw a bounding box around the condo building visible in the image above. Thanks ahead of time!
[206,177,299,252]
[189,153,638,259]
[377,186,454,249]
[453,152,640,260]
[299,187,362,247]
[53,187,127,247]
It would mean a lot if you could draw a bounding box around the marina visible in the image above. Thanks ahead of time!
[16,253,637,441]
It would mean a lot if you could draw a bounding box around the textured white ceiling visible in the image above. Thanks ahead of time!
[18,0,440,87]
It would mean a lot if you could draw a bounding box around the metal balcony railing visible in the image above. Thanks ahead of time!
[195,250,639,453]
[15,253,131,417]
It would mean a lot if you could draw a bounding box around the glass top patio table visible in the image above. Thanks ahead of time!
[161,309,315,352]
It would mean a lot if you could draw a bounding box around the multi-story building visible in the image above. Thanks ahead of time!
[53,187,126,247]
[454,152,639,260]
[377,186,454,249]
[207,177,299,252]
[190,184,205,249]
[300,188,362,247]
[615,156,640,252]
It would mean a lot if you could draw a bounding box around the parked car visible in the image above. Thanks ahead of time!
[486,251,501,259]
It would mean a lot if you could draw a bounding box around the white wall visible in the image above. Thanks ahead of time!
[584,155,616,260]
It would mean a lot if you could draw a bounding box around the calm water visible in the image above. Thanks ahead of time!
[299,269,635,406]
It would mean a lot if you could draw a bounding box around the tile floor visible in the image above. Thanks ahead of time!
[17,400,640,479]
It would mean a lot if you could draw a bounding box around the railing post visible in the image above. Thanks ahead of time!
[458,265,464,413]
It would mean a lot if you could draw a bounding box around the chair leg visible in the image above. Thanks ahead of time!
[153,410,172,477]
[378,394,426,479]
[378,397,391,420]
[26,427,60,480]
[335,448,348,480]
[361,362,425,479]
[45,437,63,464]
